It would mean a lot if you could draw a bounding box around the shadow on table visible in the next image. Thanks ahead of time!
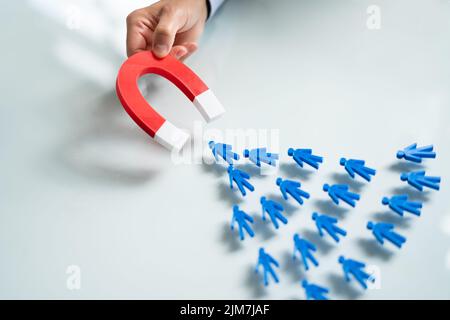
[217,181,244,205]
[387,162,425,173]
[356,237,395,261]
[253,216,277,241]
[244,265,267,298]
[235,163,270,179]
[219,222,243,252]
[371,211,413,229]
[327,273,363,300]
[266,193,299,217]
[201,161,227,178]
[389,186,431,203]
[281,250,304,284]
[279,163,314,181]
[329,172,366,193]
[301,229,335,255]
[59,90,165,186]
[313,199,349,219]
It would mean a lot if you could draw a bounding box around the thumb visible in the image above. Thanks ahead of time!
[152,6,184,58]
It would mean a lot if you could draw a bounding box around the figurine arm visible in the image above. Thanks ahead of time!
[329,192,339,204]
[228,173,234,188]
[238,170,250,179]
[280,187,288,200]
[269,256,279,267]
[307,241,317,251]
[274,202,284,211]
[244,212,254,223]
[230,213,236,229]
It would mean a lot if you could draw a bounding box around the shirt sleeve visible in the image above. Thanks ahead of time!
[207,0,225,18]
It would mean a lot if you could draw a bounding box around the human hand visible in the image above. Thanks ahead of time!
[126,0,208,61]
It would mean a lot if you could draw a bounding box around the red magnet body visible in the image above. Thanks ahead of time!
[116,51,225,151]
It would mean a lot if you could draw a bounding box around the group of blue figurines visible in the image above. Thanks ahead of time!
[209,141,440,300]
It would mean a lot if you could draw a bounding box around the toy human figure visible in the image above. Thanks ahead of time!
[293,234,318,271]
[382,195,422,217]
[367,221,406,248]
[243,148,279,167]
[339,158,376,182]
[287,148,323,170]
[323,183,360,207]
[209,141,240,164]
[231,205,255,241]
[255,248,280,286]
[260,197,287,229]
[396,143,436,163]
[400,171,441,191]
[312,212,347,243]
[227,165,254,196]
[302,280,329,300]
[338,256,373,289]
[276,178,310,205]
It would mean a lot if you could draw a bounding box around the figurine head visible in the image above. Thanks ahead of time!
[396,150,405,159]
[367,221,374,230]
[301,280,308,288]
[243,149,249,158]
[208,141,215,149]
[338,256,345,264]
[381,197,389,205]
[339,158,347,166]
[227,165,233,173]
[232,205,239,211]
[287,148,294,156]
[400,173,408,181]
[260,196,266,204]
[323,184,330,192]
[258,248,265,256]
[293,233,300,242]
[276,177,283,186]
[312,212,318,220]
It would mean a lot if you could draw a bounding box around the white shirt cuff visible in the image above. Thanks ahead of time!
[208,0,225,17]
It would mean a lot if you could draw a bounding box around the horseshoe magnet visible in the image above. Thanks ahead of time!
[116,51,225,151]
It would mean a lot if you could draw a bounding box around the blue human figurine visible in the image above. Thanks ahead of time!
[230,205,255,241]
[367,221,406,249]
[338,256,373,289]
[261,197,287,229]
[396,143,436,163]
[339,158,376,182]
[382,195,422,217]
[312,212,347,243]
[208,141,239,164]
[323,183,360,207]
[243,148,279,167]
[302,280,329,300]
[287,148,323,170]
[227,165,254,196]
[293,234,318,271]
[255,248,280,286]
[400,171,441,191]
[276,177,310,206]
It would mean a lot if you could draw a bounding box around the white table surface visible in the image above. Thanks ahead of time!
[1,0,450,299]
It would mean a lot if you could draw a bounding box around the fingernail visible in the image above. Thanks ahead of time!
[154,44,169,55]
[175,51,186,59]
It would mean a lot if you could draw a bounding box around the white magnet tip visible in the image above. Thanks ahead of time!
[154,121,190,151]
[193,89,225,122]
